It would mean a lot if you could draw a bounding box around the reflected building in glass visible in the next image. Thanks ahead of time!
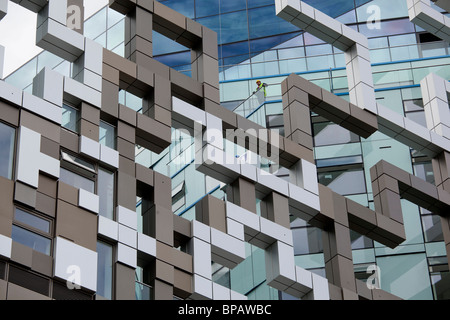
[0,0,449,300]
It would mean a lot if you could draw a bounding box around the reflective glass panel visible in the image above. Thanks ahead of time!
[14,209,50,234]
[98,168,115,220]
[62,104,80,133]
[60,168,95,193]
[97,241,113,299]
[318,169,366,196]
[11,225,51,255]
[99,121,116,150]
[0,122,15,180]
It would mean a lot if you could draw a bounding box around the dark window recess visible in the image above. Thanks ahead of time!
[418,33,442,43]
[52,281,93,300]
[8,265,50,297]
[0,260,5,280]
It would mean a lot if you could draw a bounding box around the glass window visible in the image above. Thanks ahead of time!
[247,0,273,8]
[292,226,323,255]
[318,168,367,196]
[221,41,250,60]
[305,44,333,57]
[377,253,433,300]
[351,230,374,249]
[153,31,189,56]
[389,33,417,47]
[107,6,125,28]
[0,122,15,180]
[313,122,360,147]
[99,121,116,150]
[220,0,246,13]
[135,267,152,300]
[84,7,107,41]
[429,259,450,300]
[37,51,64,72]
[11,226,51,255]
[316,155,363,168]
[12,209,52,256]
[62,104,80,133]
[160,0,194,19]
[172,181,186,213]
[107,19,125,51]
[413,161,435,185]
[97,241,113,299]
[356,0,408,23]
[421,214,444,242]
[155,51,191,69]
[358,18,415,38]
[304,0,355,18]
[248,6,298,39]
[220,11,249,43]
[98,168,115,220]
[14,208,50,234]
[195,0,219,17]
[60,167,95,193]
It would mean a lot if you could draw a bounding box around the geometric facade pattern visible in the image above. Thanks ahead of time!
[0,0,448,300]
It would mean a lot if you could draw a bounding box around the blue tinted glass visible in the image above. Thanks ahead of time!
[221,41,250,59]
[155,51,191,67]
[196,16,221,42]
[250,34,297,53]
[248,0,274,9]
[220,0,246,13]
[220,11,249,43]
[223,54,251,66]
[153,31,188,55]
[14,209,50,233]
[358,18,415,38]
[303,0,355,17]
[160,0,195,18]
[248,6,298,39]
[355,0,372,6]
[97,241,113,299]
[195,0,219,17]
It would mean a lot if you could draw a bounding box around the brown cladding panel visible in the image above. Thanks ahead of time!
[114,262,136,300]
[55,200,98,251]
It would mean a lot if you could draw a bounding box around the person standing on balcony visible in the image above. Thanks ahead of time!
[253,80,268,105]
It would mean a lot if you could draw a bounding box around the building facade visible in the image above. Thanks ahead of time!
[0,0,449,300]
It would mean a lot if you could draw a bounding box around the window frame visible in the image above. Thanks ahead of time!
[60,149,117,219]
[12,207,54,256]
[61,102,81,134]
[0,120,17,181]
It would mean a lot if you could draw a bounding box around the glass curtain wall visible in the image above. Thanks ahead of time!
[2,0,450,300]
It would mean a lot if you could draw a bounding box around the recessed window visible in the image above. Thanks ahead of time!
[98,168,115,219]
[318,168,367,196]
[62,103,80,133]
[292,226,323,255]
[60,151,116,218]
[12,208,53,256]
[404,99,426,127]
[60,167,95,193]
[172,182,186,213]
[313,121,360,147]
[8,265,50,296]
[0,122,16,180]
[99,121,117,150]
[97,241,113,300]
